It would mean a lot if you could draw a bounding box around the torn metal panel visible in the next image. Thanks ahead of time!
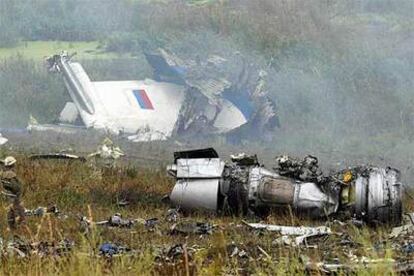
[168,149,225,211]
[145,48,278,139]
[24,206,59,217]
[170,222,214,235]
[87,138,124,167]
[0,133,8,146]
[175,158,225,178]
[29,153,86,162]
[174,148,219,161]
[244,222,332,236]
[306,259,397,273]
[390,224,414,238]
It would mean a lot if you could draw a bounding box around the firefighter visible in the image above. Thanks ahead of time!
[0,156,26,230]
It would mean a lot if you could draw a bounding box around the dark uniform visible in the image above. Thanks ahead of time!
[0,170,25,229]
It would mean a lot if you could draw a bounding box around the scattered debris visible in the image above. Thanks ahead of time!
[165,208,180,223]
[402,243,414,254]
[24,205,60,217]
[95,213,137,228]
[257,245,271,259]
[244,222,332,236]
[306,258,403,273]
[29,153,86,162]
[79,213,138,231]
[390,224,414,239]
[171,222,214,235]
[88,138,125,160]
[245,222,332,247]
[228,244,249,259]
[0,133,8,145]
[155,244,196,264]
[144,218,160,230]
[3,237,74,258]
[79,216,92,234]
[99,243,131,257]
[116,199,130,207]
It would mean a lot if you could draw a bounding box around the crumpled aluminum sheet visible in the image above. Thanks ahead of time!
[244,222,331,236]
[0,133,8,145]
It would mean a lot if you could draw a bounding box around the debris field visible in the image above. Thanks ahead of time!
[0,144,414,275]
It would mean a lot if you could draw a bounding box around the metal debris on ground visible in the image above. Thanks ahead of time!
[154,244,196,263]
[170,222,214,235]
[116,199,130,207]
[79,216,92,234]
[144,218,160,230]
[245,222,332,247]
[402,242,414,254]
[29,153,86,162]
[3,237,74,258]
[99,243,131,257]
[168,148,403,225]
[244,222,332,236]
[88,138,125,160]
[228,243,249,259]
[165,208,180,223]
[305,258,414,274]
[95,213,137,228]
[24,205,60,217]
[390,224,414,239]
[0,133,8,146]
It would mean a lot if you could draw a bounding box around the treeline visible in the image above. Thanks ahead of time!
[1,0,412,54]
[0,56,68,127]
[0,0,135,47]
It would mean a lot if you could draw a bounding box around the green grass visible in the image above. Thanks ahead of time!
[0,41,127,61]
[0,154,409,275]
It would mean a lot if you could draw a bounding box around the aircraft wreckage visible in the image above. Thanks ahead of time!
[167,148,403,225]
[31,50,278,142]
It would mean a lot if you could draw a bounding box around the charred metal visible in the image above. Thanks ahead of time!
[167,148,403,225]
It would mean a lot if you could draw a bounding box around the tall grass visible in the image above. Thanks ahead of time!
[0,156,408,275]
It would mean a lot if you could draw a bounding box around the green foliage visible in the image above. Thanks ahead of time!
[0,0,135,42]
[0,157,407,275]
[0,41,120,61]
[0,55,69,127]
[104,32,139,53]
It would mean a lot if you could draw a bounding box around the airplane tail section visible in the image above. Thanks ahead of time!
[46,52,95,115]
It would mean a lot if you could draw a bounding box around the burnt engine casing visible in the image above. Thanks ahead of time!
[167,149,402,225]
[351,167,402,225]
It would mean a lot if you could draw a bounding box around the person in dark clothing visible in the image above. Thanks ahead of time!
[1,156,25,230]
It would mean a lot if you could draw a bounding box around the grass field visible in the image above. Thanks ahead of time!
[0,150,411,275]
[0,41,127,61]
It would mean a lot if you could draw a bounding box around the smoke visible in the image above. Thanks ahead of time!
[138,0,414,180]
[0,0,413,178]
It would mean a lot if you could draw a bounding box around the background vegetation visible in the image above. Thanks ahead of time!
[0,0,413,174]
